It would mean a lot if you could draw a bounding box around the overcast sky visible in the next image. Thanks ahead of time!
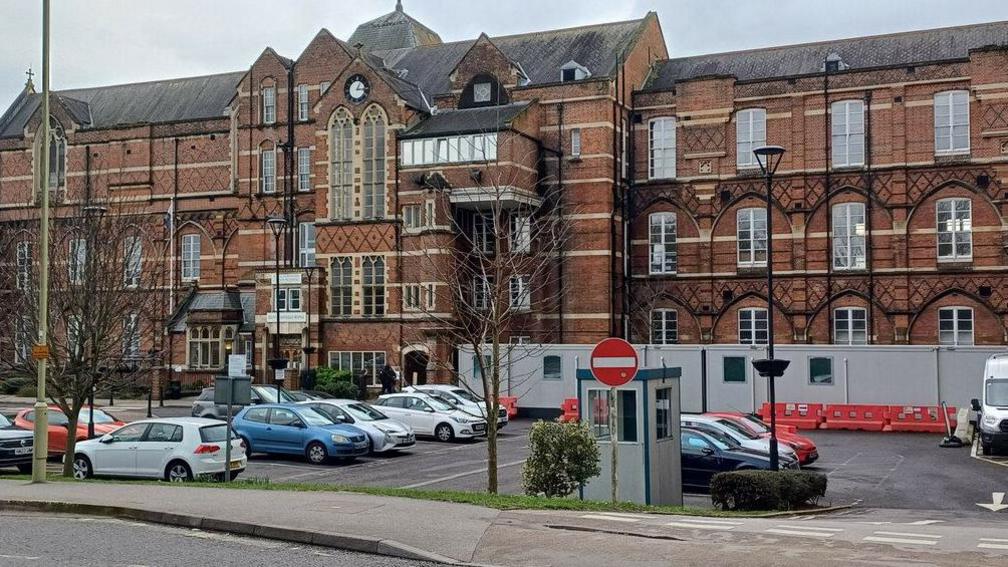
[2,0,1008,108]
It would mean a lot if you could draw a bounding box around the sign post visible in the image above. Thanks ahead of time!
[590,338,639,504]
[215,355,252,483]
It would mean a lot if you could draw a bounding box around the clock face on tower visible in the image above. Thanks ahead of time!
[345,74,370,104]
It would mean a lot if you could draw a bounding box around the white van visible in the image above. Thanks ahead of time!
[973,354,1008,455]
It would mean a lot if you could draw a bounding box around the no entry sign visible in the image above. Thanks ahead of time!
[590,338,639,387]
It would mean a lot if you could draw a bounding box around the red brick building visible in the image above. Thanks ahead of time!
[1,6,1007,390]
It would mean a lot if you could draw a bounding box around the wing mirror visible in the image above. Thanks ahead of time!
[971,398,982,412]
[701,447,715,456]
[425,407,436,413]
[99,434,115,444]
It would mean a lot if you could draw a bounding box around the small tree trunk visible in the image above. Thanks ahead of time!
[486,411,499,494]
[61,413,81,477]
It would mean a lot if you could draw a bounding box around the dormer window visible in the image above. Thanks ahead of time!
[473,82,492,103]
[560,60,591,82]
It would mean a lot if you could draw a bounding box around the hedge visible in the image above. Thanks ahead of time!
[710,470,827,511]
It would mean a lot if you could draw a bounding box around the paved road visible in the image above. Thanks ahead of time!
[0,511,436,567]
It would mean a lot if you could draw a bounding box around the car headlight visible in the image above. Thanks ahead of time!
[453,415,474,424]
[331,434,349,444]
[983,415,997,426]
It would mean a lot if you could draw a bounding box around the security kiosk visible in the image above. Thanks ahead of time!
[577,364,683,506]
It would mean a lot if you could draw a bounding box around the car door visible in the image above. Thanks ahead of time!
[402,397,436,435]
[135,423,183,478]
[680,431,719,490]
[94,423,149,475]
[375,398,411,426]
[266,408,306,455]
[236,406,270,451]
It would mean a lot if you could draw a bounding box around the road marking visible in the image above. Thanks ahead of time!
[0,555,41,560]
[980,538,1008,543]
[399,459,525,489]
[581,514,639,523]
[673,518,743,526]
[666,521,735,530]
[908,520,943,525]
[872,454,905,488]
[977,492,1008,512]
[864,536,938,546]
[872,531,941,539]
[774,524,843,532]
[762,524,834,532]
[978,543,1008,550]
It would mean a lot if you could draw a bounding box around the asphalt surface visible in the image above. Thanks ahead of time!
[0,511,437,567]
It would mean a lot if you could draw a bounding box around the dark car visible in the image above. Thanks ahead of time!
[0,412,34,473]
[191,385,301,419]
[680,426,798,493]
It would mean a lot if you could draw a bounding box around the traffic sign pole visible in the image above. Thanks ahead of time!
[609,387,617,504]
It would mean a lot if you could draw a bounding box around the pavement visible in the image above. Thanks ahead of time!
[1,479,1008,566]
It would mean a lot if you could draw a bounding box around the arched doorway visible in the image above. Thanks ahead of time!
[404,350,429,387]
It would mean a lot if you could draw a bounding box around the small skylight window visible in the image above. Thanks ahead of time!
[560,60,591,82]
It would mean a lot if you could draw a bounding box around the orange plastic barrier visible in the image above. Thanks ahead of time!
[498,396,519,419]
[822,404,887,431]
[558,398,579,422]
[759,402,825,430]
[886,405,957,433]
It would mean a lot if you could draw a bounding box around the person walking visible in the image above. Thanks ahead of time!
[378,364,396,395]
[357,369,369,401]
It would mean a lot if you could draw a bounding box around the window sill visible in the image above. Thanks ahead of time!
[831,164,865,172]
[934,152,971,164]
[936,259,973,271]
[648,271,678,277]
[736,265,768,276]
[832,266,869,274]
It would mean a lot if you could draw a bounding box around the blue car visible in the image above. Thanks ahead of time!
[233,404,369,464]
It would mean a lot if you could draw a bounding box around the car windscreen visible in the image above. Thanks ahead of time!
[739,414,770,434]
[0,414,11,427]
[451,389,480,403]
[715,418,760,439]
[253,386,298,404]
[697,427,740,449]
[344,403,387,421]
[199,424,238,442]
[298,407,336,426]
[987,379,1008,407]
[425,397,455,412]
[81,409,117,424]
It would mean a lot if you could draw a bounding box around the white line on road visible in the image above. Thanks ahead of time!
[978,543,1008,550]
[872,531,942,539]
[980,538,1008,543]
[774,524,843,532]
[908,520,943,525]
[581,514,640,523]
[673,518,743,526]
[666,521,735,530]
[765,528,834,538]
[399,459,526,489]
[864,536,938,546]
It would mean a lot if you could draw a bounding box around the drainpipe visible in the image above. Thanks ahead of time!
[864,90,875,343]
[823,60,833,344]
[557,102,565,342]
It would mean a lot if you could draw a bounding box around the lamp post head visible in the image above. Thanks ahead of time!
[753,145,786,177]
[265,215,286,237]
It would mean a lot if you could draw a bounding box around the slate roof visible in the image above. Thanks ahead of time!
[348,2,443,52]
[401,101,532,138]
[0,72,243,138]
[644,20,1008,91]
[168,289,247,332]
[378,17,646,99]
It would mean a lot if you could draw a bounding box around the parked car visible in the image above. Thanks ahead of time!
[14,406,125,455]
[72,417,246,482]
[191,385,301,419]
[297,399,415,453]
[681,414,799,462]
[974,354,1008,455]
[0,412,33,473]
[705,412,819,465]
[404,384,508,428]
[232,404,369,464]
[374,392,488,442]
[681,426,798,492]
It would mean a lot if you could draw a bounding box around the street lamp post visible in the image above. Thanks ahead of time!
[302,266,317,389]
[266,216,288,402]
[751,145,790,472]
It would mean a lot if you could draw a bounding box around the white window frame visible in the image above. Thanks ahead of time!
[509,275,530,311]
[362,256,385,317]
[736,207,767,267]
[424,282,436,310]
[425,200,435,227]
[570,128,581,157]
[297,147,311,192]
[297,84,309,121]
[187,325,225,370]
[649,117,676,179]
[936,197,972,261]
[473,275,492,311]
[510,214,530,254]
[330,257,352,316]
[298,222,316,268]
[738,307,768,345]
[473,82,492,103]
[262,86,276,124]
[123,235,142,288]
[736,108,766,168]
[403,283,421,311]
[181,234,200,281]
[831,100,865,167]
[650,309,678,345]
[68,237,86,285]
[938,306,974,346]
[832,202,866,270]
[403,204,422,230]
[833,307,868,345]
[473,213,495,255]
[328,351,387,386]
[261,147,276,194]
[274,287,302,312]
[934,90,970,155]
[649,212,677,274]
[319,81,331,95]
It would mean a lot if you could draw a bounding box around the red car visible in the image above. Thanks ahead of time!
[14,406,125,456]
[705,412,819,465]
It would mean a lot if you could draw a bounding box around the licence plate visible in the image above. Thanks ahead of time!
[229,460,242,470]
[13,447,32,455]
[472,423,486,432]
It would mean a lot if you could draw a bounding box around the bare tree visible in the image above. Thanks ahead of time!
[0,198,168,477]
[403,131,573,493]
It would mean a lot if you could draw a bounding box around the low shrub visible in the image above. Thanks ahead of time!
[15,383,37,398]
[522,420,600,498]
[0,376,30,395]
[710,470,827,511]
[314,367,357,399]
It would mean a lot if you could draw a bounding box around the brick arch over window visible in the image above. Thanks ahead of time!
[711,291,795,344]
[711,194,793,272]
[629,292,702,344]
[805,290,894,344]
[634,200,702,276]
[905,180,999,227]
[803,187,892,272]
[173,221,217,255]
[711,192,793,235]
[908,288,1005,345]
[905,181,1000,268]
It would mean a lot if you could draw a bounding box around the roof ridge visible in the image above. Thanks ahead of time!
[667,19,1008,63]
[57,70,245,95]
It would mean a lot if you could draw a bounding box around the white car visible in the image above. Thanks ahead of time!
[374,392,488,441]
[297,399,416,453]
[680,414,799,462]
[404,384,508,428]
[72,417,246,482]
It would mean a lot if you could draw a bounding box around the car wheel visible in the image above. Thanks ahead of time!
[240,436,253,456]
[17,463,33,474]
[982,441,993,456]
[306,441,328,465]
[72,455,92,480]
[434,423,455,442]
[165,460,193,482]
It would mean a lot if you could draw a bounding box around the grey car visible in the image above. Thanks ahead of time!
[191,385,300,419]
